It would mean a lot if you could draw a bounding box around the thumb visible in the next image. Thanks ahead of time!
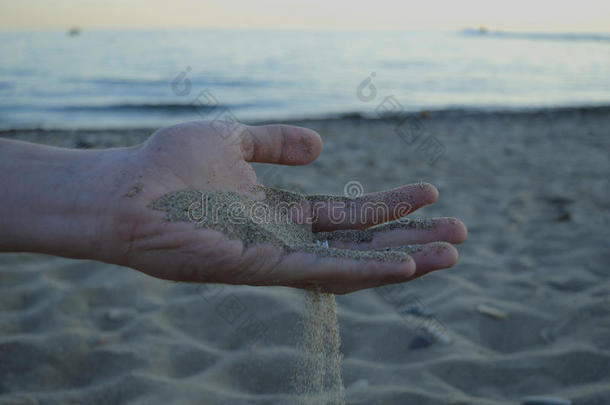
[240,124,322,165]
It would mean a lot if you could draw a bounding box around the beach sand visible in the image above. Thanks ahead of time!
[1,107,609,404]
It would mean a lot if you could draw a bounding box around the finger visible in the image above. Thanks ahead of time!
[316,217,467,250]
[240,124,322,165]
[307,183,439,232]
[264,247,416,287]
[320,242,459,294]
[387,242,459,279]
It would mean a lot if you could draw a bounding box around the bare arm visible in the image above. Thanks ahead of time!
[0,138,136,262]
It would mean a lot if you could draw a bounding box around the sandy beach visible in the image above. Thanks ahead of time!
[1,106,609,404]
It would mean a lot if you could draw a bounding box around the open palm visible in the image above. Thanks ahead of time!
[110,121,466,294]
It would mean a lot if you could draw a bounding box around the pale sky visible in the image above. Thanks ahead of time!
[0,0,609,32]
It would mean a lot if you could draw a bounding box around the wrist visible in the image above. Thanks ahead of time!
[77,145,145,264]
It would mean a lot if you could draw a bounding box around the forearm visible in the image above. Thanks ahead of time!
[0,138,136,262]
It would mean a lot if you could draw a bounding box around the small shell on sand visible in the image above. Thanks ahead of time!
[476,304,508,320]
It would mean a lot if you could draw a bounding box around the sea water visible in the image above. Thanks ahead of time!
[1,29,610,129]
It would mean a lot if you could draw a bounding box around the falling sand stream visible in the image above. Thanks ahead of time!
[294,289,345,404]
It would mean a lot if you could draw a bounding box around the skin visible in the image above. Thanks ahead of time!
[0,120,467,294]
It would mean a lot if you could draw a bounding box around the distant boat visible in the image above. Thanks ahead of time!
[67,27,81,37]
[478,26,488,34]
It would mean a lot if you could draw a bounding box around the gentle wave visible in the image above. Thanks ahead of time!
[61,77,277,88]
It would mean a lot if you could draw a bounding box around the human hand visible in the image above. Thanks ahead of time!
[108,121,467,294]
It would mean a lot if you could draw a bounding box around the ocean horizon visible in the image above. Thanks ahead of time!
[1,28,609,129]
